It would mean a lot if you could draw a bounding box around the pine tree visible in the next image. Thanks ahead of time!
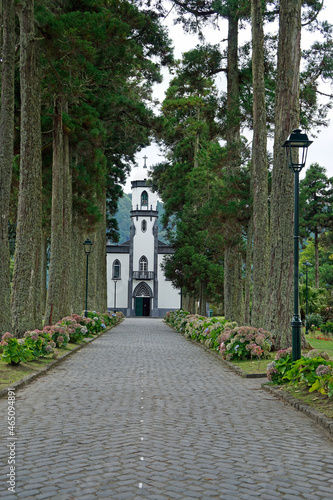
[264,0,302,348]
[0,0,15,335]
[299,163,333,288]
[12,0,43,336]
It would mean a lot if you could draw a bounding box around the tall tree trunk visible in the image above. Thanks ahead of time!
[94,187,107,312]
[71,213,86,314]
[244,216,252,325]
[12,0,43,337]
[250,0,269,328]
[0,0,15,335]
[223,12,244,325]
[314,229,319,288]
[40,233,48,317]
[264,0,302,347]
[62,101,72,312]
[45,97,65,324]
[45,97,72,324]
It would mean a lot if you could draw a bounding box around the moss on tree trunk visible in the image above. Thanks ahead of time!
[12,0,43,337]
[0,0,15,335]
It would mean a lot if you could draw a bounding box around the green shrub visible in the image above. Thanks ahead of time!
[219,326,273,361]
[0,333,33,365]
[305,313,323,329]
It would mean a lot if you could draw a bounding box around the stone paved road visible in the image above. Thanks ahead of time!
[0,318,332,500]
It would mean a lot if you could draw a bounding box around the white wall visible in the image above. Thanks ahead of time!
[133,217,156,273]
[158,255,181,309]
[107,254,129,309]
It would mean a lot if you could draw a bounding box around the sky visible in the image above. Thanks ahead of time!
[126,1,333,191]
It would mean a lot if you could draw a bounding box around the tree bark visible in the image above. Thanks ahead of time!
[250,0,269,328]
[12,0,43,337]
[45,97,72,324]
[244,216,252,325]
[71,213,86,314]
[0,0,15,335]
[264,0,302,347]
[223,12,244,325]
[94,187,107,312]
[314,228,319,288]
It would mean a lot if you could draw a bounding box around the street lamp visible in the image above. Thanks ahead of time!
[303,260,312,334]
[112,277,119,313]
[283,129,312,361]
[83,238,93,318]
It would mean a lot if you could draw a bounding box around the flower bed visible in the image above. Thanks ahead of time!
[165,310,273,361]
[0,311,124,365]
[267,348,333,398]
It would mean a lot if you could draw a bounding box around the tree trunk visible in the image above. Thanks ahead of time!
[12,0,43,337]
[40,233,48,317]
[0,0,15,335]
[244,216,252,325]
[250,0,269,328]
[223,12,244,325]
[62,101,72,312]
[94,188,107,312]
[182,294,196,315]
[71,213,86,315]
[45,97,65,324]
[314,229,319,288]
[264,0,302,348]
[45,97,72,324]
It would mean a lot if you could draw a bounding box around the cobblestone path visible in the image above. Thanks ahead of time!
[0,318,332,500]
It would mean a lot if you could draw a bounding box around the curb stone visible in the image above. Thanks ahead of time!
[0,320,124,399]
[165,320,333,440]
[261,382,333,441]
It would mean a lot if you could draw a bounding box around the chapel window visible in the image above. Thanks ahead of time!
[141,191,148,207]
[141,220,147,232]
[139,256,148,272]
[112,259,121,279]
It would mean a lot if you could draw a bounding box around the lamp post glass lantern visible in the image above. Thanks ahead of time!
[83,238,93,317]
[303,260,312,334]
[282,129,312,361]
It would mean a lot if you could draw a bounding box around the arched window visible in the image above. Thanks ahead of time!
[139,256,148,272]
[141,220,147,232]
[112,259,121,279]
[141,190,148,207]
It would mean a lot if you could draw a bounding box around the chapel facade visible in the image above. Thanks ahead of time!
[106,163,181,317]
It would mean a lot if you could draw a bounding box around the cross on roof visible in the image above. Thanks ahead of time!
[143,155,148,168]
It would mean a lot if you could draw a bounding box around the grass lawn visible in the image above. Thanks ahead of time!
[0,343,79,392]
[230,354,274,375]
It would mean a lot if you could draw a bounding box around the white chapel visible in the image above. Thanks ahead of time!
[106,161,181,317]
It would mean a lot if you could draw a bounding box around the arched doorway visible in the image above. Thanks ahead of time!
[133,282,153,317]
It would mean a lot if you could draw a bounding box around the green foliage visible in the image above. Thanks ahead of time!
[321,321,333,335]
[266,349,294,384]
[165,309,229,350]
[23,331,55,359]
[267,348,333,398]
[299,163,333,240]
[300,284,327,316]
[305,313,324,329]
[0,311,124,365]
[150,46,251,305]
[0,333,33,365]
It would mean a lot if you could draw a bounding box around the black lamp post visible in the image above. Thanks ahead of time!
[83,238,93,317]
[112,277,119,313]
[282,129,312,361]
[303,260,312,334]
